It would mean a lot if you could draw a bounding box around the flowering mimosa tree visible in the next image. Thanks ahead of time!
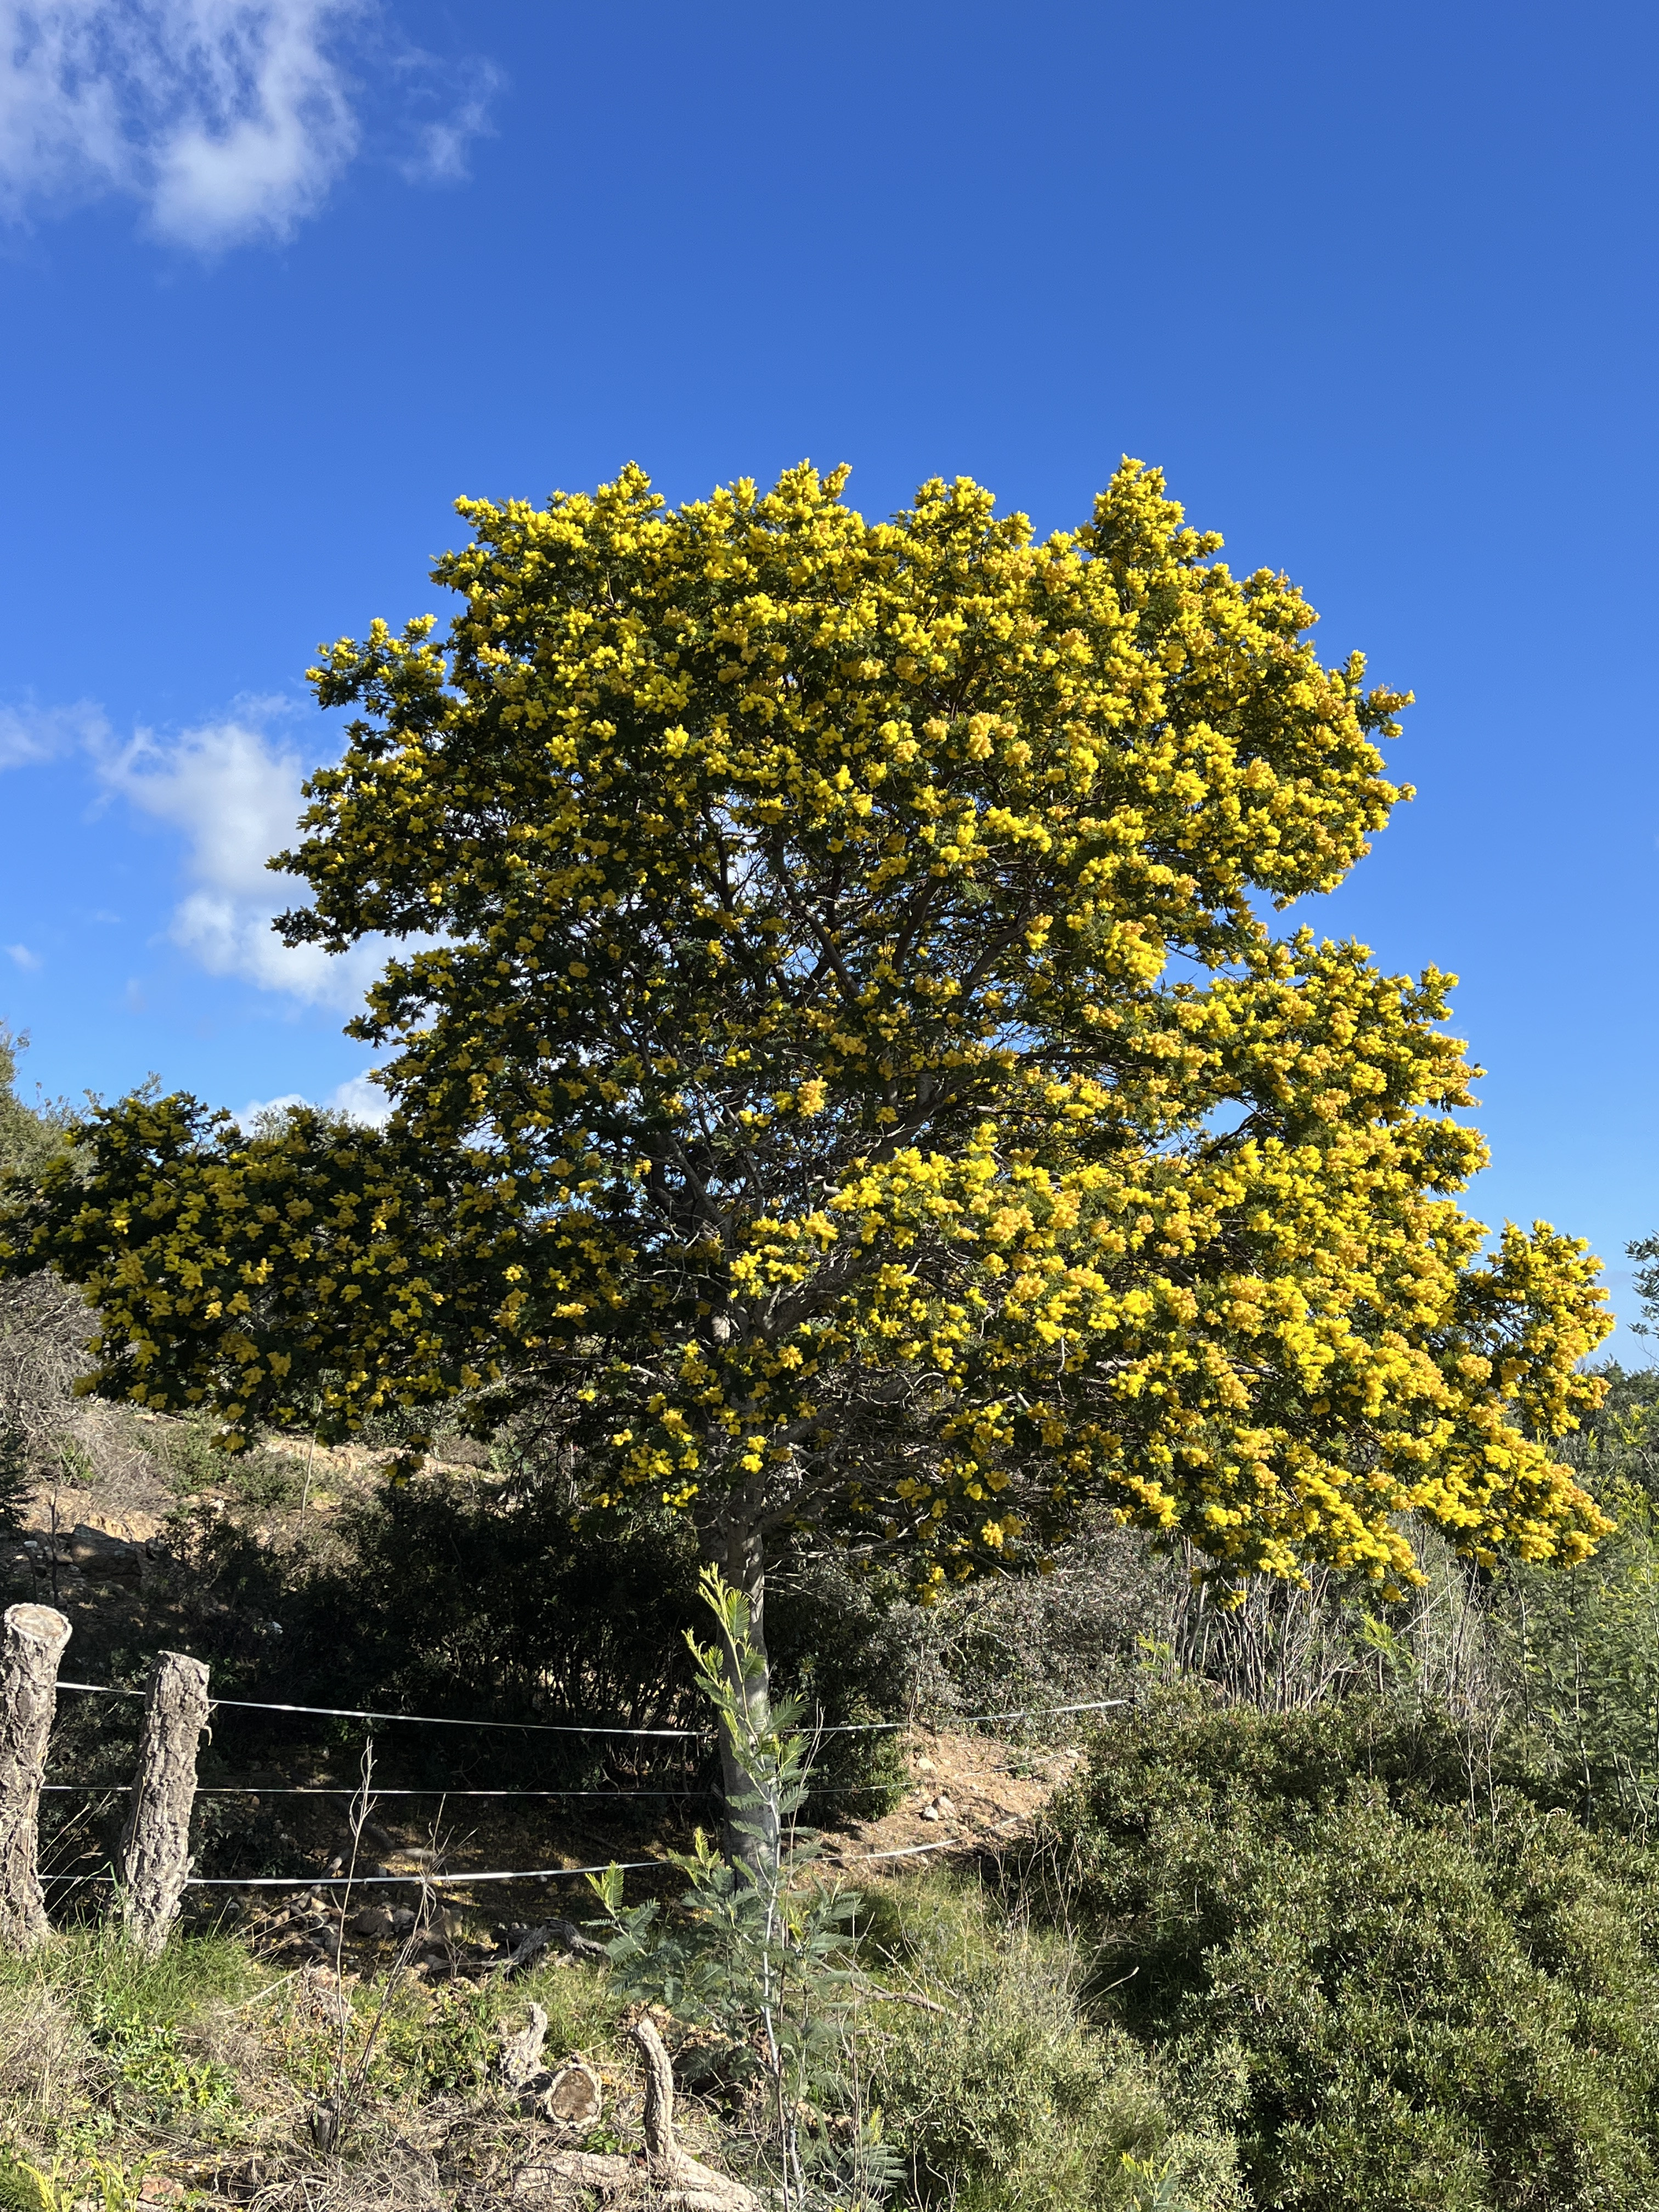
[1,459,1612,1836]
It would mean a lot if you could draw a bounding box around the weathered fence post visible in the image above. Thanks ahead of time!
[0,1603,72,1951]
[120,1650,210,1957]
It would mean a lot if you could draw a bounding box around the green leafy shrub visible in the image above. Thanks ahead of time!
[163,1471,908,1811]
[86,2002,238,2123]
[145,1414,224,1497]
[1046,1695,1659,2209]
[855,1874,1245,2212]
[227,1446,302,1509]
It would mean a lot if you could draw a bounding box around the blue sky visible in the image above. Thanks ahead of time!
[1,0,1655,1352]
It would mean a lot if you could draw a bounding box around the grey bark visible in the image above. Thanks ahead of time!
[493,1917,607,1976]
[498,2001,549,2087]
[119,1649,210,1956]
[0,1603,71,1951]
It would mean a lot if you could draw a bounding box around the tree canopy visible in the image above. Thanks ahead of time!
[0,459,1612,1600]
[0,1031,63,1185]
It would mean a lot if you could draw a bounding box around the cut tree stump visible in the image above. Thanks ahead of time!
[119,1650,210,1956]
[0,1604,71,1951]
[510,2016,761,2211]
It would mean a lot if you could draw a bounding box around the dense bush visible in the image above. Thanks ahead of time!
[1044,1695,1659,2209]
[857,1873,1246,2212]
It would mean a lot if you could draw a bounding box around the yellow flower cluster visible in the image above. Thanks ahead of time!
[0,458,1611,1589]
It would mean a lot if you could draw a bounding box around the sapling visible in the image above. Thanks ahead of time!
[588,1565,901,2209]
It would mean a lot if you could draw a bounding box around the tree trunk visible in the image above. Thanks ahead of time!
[120,1649,210,1956]
[0,1603,71,1952]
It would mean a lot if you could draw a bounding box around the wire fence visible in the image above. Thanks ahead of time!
[43,1677,1128,1895]
[58,1681,1129,1737]
[44,1832,990,1889]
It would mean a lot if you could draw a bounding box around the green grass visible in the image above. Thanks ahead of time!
[38,1708,1659,2212]
[0,1920,630,2205]
[0,1927,257,2176]
[0,1885,1249,2210]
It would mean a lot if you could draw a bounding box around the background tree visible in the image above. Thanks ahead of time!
[0,461,1612,1827]
[0,1031,82,1530]
[0,1031,61,1189]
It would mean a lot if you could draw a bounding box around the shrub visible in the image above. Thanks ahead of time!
[145,1414,225,1497]
[1044,1695,1659,2210]
[0,1418,29,1537]
[857,1874,1247,2212]
[165,1472,913,1809]
[227,1446,302,1510]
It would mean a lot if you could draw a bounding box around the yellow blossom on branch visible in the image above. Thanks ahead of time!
[0,458,1610,1601]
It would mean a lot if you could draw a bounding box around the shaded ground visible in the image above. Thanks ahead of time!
[18,1414,1087,1931]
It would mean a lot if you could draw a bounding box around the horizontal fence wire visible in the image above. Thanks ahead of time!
[182,1835,974,1886]
[43,1782,715,1798]
[42,1780,915,1798]
[184,1860,664,1887]
[57,1681,1128,1737]
[43,1683,1125,1893]
[46,1831,975,1889]
[73,1844,976,1889]
[57,1683,703,1737]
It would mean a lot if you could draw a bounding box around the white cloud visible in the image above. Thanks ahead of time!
[327,1068,388,1121]
[99,708,392,1008]
[0,1,498,247]
[2,690,438,1009]
[232,1068,390,1130]
[103,709,308,899]
[0,697,109,768]
[395,52,499,184]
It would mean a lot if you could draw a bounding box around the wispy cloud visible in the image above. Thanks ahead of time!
[0,697,109,768]
[4,944,42,970]
[98,707,394,1007]
[0,1,498,247]
[395,49,500,184]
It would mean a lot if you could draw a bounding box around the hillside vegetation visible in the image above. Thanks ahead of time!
[5,1113,1659,2212]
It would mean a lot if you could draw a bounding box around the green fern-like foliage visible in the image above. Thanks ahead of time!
[0,2158,64,2212]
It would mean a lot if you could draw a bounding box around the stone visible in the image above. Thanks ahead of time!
[347,1904,395,1939]
[68,1525,143,1584]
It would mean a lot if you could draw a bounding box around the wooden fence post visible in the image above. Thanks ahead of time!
[0,1603,72,1951]
[120,1650,210,1957]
